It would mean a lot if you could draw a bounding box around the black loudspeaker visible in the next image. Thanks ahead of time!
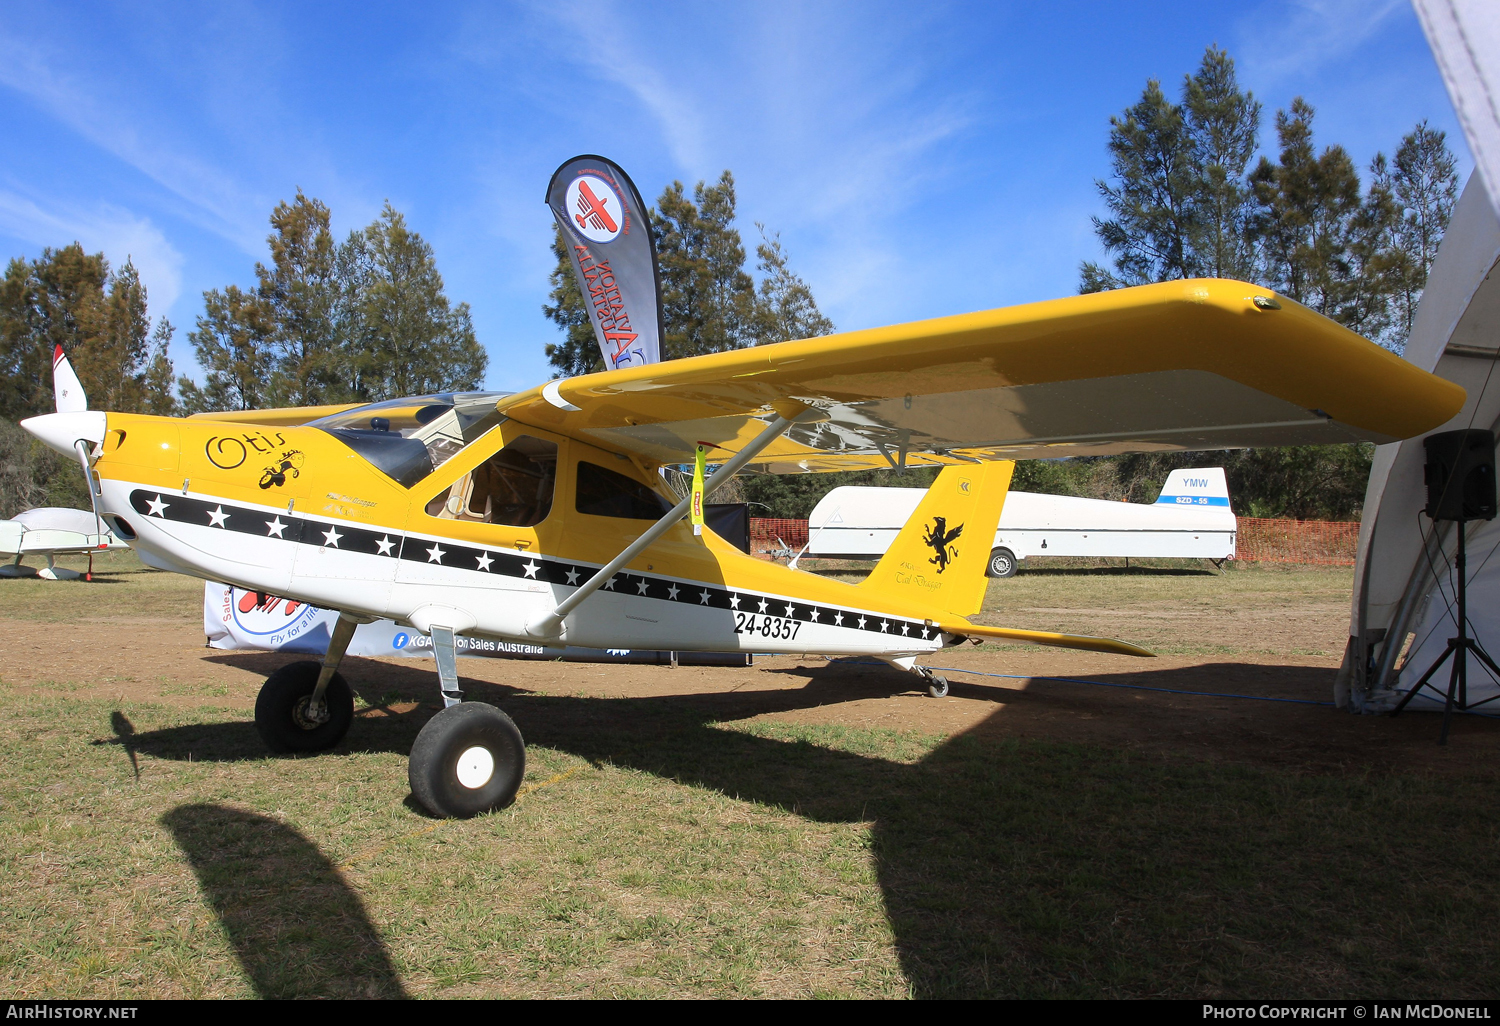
[1424,429,1497,522]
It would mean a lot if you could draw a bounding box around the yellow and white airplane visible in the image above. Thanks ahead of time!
[22,280,1463,817]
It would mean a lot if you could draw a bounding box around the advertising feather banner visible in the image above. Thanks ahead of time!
[545,155,664,370]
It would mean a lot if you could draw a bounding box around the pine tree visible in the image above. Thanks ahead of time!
[1182,46,1261,280]
[0,245,176,419]
[0,245,176,513]
[183,195,484,408]
[653,172,759,358]
[1248,98,1405,338]
[1383,121,1459,345]
[92,259,152,413]
[339,202,486,400]
[542,227,605,378]
[0,246,106,418]
[142,319,179,417]
[257,191,340,407]
[1082,46,1262,291]
[752,226,834,343]
[1080,79,1193,291]
[180,284,275,412]
[1075,48,1455,514]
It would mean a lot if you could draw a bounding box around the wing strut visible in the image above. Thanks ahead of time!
[525,404,816,640]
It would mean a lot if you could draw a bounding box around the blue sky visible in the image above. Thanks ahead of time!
[0,0,1468,393]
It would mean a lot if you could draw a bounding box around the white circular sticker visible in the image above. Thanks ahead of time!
[565,175,625,243]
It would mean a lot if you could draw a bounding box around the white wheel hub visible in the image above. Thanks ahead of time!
[456,745,495,789]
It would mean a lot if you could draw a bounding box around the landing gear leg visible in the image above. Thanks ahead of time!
[309,613,360,720]
[431,625,464,707]
[408,625,526,819]
[253,612,360,753]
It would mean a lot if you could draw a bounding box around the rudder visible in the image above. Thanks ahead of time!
[858,460,1014,617]
[1155,467,1230,508]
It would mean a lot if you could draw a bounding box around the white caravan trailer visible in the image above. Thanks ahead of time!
[806,468,1236,577]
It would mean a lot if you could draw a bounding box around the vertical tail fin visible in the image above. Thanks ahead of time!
[857,460,1014,617]
[1155,467,1230,508]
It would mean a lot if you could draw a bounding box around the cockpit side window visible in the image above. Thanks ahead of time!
[575,461,675,520]
[425,435,558,528]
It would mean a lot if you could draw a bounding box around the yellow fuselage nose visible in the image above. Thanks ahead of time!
[94,413,414,532]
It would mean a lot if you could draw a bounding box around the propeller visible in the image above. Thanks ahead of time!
[52,345,107,547]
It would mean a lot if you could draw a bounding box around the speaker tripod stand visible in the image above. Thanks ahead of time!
[1391,522,1500,743]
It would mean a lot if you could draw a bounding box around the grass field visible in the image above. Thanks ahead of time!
[3,555,1499,998]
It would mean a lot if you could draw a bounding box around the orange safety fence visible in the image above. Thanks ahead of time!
[1235,516,1359,566]
[749,518,809,558]
[750,516,1361,565]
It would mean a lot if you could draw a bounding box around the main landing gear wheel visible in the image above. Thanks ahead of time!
[987,547,1018,578]
[409,703,526,819]
[254,660,354,753]
[927,675,950,699]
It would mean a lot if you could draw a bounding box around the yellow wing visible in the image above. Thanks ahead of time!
[498,279,1464,473]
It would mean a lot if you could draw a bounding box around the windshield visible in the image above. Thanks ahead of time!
[309,392,510,488]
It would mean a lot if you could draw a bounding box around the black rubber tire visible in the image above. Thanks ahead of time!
[987,547,1018,578]
[409,703,526,819]
[927,676,950,699]
[254,660,354,753]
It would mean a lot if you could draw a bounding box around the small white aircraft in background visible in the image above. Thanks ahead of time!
[1,348,124,580]
[0,506,125,580]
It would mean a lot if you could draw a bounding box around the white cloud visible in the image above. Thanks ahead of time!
[0,190,184,315]
[0,33,269,254]
[1236,0,1407,86]
[496,0,977,333]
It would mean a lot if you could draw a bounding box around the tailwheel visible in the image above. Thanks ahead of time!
[927,675,949,699]
[254,660,354,753]
[409,703,526,819]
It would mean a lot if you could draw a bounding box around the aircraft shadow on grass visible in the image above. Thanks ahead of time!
[159,803,408,999]
[113,657,1458,997]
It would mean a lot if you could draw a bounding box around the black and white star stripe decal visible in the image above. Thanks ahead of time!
[127,489,939,641]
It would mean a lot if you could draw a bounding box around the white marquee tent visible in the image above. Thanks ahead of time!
[1338,1,1500,712]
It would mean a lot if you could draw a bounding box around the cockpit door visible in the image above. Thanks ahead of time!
[397,423,565,595]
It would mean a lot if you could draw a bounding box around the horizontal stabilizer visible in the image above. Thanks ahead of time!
[940,621,1155,657]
